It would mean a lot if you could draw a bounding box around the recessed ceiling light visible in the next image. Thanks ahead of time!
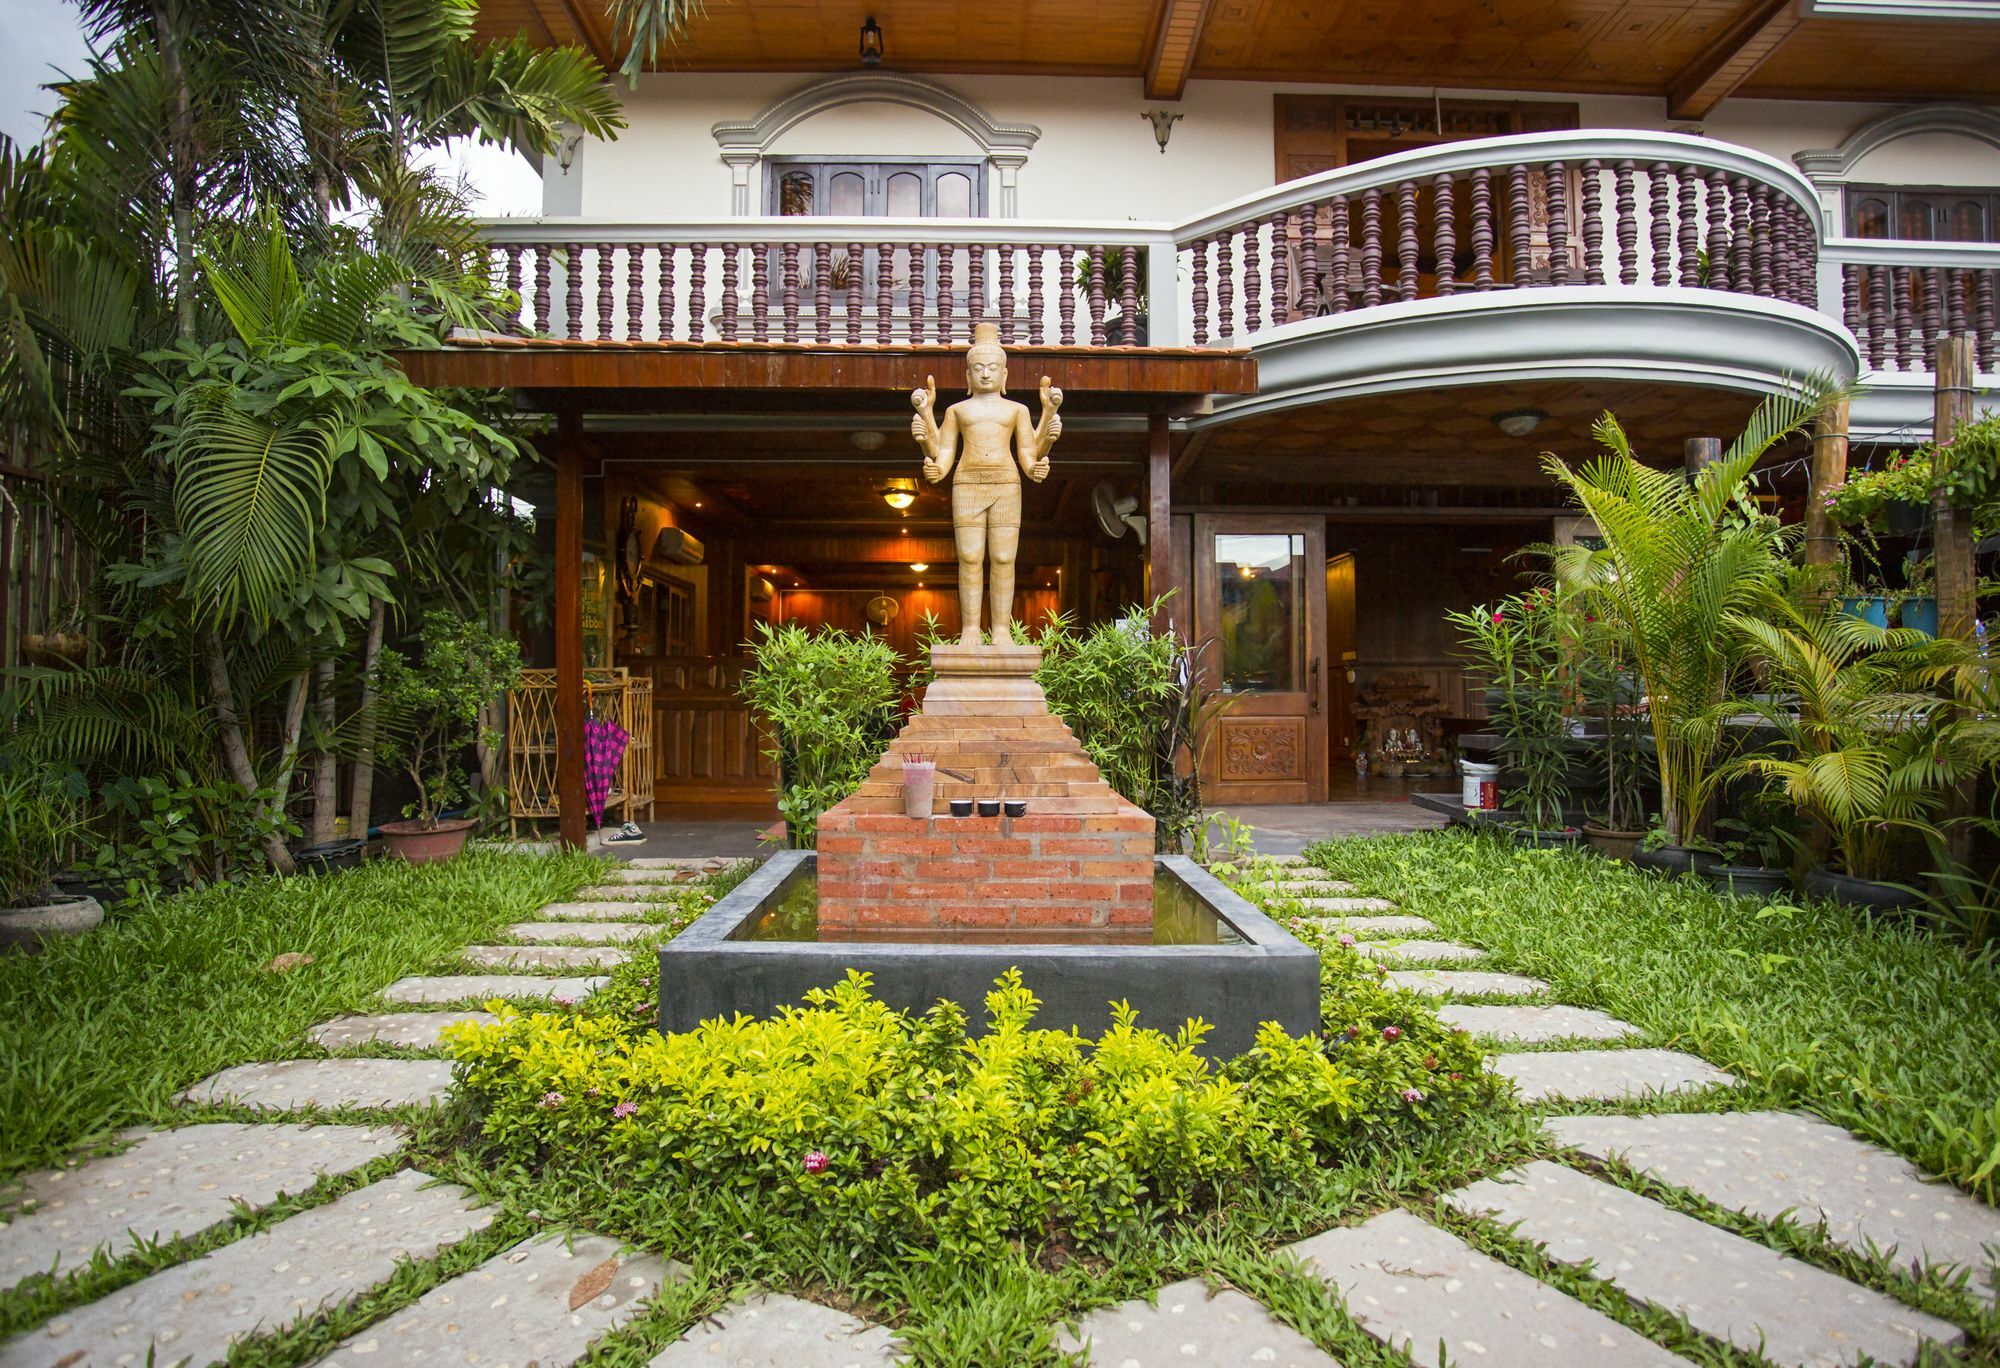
[909,562,929,572]
[1492,408,1547,438]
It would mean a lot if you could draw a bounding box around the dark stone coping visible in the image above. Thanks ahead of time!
[658,851,1323,1059]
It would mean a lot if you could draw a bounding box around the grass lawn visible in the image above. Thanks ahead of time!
[1306,831,2000,1203]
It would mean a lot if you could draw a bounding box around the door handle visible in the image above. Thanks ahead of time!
[1309,657,1321,715]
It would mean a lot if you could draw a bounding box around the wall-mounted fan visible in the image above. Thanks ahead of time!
[1091,481,1148,544]
[865,594,900,626]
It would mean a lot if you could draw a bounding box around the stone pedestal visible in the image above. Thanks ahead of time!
[815,644,1155,934]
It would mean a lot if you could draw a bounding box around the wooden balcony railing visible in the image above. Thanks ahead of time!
[1829,241,2000,373]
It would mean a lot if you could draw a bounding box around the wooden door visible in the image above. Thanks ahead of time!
[1195,516,1327,805]
[1325,552,1357,768]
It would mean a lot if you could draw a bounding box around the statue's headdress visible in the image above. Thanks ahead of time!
[966,320,1005,369]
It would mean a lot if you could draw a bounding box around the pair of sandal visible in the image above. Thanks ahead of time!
[603,821,647,844]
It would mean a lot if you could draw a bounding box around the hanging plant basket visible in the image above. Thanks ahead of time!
[1879,500,1932,537]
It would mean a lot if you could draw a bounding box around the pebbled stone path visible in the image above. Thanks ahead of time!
[1386,968,1548,997]
[537,900,664,921]
[506,920,657,943]
[1292,895,1399,913]
[1437,1002,1642,1043]
[649,1292,903,1366]
[1355,938,1485,963]
[182,1058,455,1111]
[461,943,625,970]
[380,972,608,1004]
[310,1010,500,1051]
[1058,1277,1336,1366]
[1302,913,1437,936]
[1493,1048,1737,1103]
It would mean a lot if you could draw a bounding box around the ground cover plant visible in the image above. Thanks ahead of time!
[1307,831,2000,1202]
[0,849,600,1186]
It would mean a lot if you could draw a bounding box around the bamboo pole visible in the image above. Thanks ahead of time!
[1934,337,1977,640]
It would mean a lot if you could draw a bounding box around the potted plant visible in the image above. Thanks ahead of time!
[1705,791,1798,898]
[1575,611,1651,858]
[373,611,523,864]
[1824,449,1935,537]
[1896,555,1939,637]
[1446,590,1579,847]
[0,767,99,951]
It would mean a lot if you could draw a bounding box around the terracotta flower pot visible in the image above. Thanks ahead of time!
[0,893,103,952]
[1582,825,1645,861]
[379,818,477,865]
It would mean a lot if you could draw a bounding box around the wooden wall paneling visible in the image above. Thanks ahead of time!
[649,656,772,803]
[1324,551,1357,763]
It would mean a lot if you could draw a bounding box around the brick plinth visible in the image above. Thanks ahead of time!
[817,644,1156,932]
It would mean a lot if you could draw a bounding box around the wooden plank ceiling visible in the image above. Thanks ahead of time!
[473,0,2000,107]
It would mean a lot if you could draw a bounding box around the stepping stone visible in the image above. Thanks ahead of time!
[595,867,694,885]
[1056,1276,1336,1366]
[309,1011,499,1051]
[538,900,661,921]
[1446,1161,1963,1366]
[0,1124,401,1291]
[462,944,625,970]
[1269,878,1358,893]
[1438,1004,1641,1044]
[1292,896,1399,913]
[574,884,682,901]
[1356,939,1484,963]
[381,974,608,1005]
[1286,1208,1682,1367]
[181,1059,454,1112]
[1493,1048,1735,1103]
[1387,969,1549,998]
[507,921,656,944]
[1303,914,1437,936]
[1547,1111,2000,1304]
[648,1292,902,1366]
[313,1231,674,1365]
[0,1170,491,1368]
[625,856,737,871]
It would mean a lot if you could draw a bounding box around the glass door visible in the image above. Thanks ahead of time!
[1194,516,1328,804]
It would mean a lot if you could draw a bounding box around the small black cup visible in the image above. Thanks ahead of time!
[976,798,1002,817]
[1003,799,1028,818]
[949,798,974,817]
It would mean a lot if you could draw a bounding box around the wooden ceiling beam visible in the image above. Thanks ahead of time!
[1143,0,1213,100]
[525,0,616,68]
[1667,0,1806,120]
[1169,426,1213,483]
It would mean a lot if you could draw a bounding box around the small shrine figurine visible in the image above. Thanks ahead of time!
[910,322,1062,645]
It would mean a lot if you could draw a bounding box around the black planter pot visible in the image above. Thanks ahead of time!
[1880,500,1932,537]
[296,838,367,876]
[1803,865,1924,910]
[1509,826,1585,849]
[1633,845,1722,878]
[1706,864,1790,898]
[52,872,121,908]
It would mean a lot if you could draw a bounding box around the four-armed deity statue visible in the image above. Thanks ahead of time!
[910,321,1063,645]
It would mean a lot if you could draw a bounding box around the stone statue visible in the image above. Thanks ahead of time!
[910,321,1062,645]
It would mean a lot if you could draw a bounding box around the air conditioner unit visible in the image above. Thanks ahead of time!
[651,527,705,566]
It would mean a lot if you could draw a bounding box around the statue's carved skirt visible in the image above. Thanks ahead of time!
[951,479,1021,528]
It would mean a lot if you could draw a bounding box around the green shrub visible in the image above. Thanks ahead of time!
[740,622,902,846]
[0,766,83,908]
[374,611,523,826]
[445,967,1496,1267]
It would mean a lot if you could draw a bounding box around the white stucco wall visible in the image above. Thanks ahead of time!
[546,72,1999,224]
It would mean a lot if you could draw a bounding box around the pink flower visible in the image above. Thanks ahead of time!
[539,1091,564,1109]
[612,1100,638,1120]
[803,1149,830,1174]
[1382,1025,1402,1041]
[1402,1087,1425,1104]
[586,1086,601,1097]
[553,995,577,1008]
[1337,933,1357,948]
[1491,609,1505,623]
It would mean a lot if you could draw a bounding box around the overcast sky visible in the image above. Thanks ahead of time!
[0,0,544,215]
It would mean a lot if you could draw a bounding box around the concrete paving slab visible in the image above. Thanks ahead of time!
[461,944,626,970]
[1291,896,1401,913]
[1386,969,1549,998]
[0,1170,490,1368]
[1355,940,1485,963]
[313,1231,675,1366]
[1056,1277,1337,1366]
[1287,1208,1682,1368]
[1446,1161,1963,1365]
[308,1012,499,1051]
[1301,915,1437,936]
[0,1124,401,1290]
[380,974,607,1005]
[1492,1049,1735,1103]
[536,901,663,921]
[595,868,700,885]
[1438,1004,1642,1044]
[1547,1111,2000,1304]
[507,921,657,944]
[573,885,682,902]
[625,856,740,871]
[181,1060,454,1112]
[648,1292,902,1366]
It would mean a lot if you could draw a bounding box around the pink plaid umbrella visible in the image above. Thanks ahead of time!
[583,716,630,827]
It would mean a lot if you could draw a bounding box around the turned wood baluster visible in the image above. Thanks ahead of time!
[1469,171,1493,291]
[781,242,801,342]
[1924,265,1945,366]
[1729,179,1752,294]
[657,244,676,341]
[813,242,831,343]
[1581,161,1604,285]
[564,243,583,339]
[1649,164,1672,286]
[749,242,769,341]
[1705,172,1732,292]
[908,241,927,345]
[1867,264,1889,369]
[1676,167,1700,288]
[1330,196,1352,309]
[1895,267,1918,370]
[1361,187,1383,306]
[533,245,552,334]
[1243,223,1263,331]
[877,242,894,344]
[1271,213,1291,325]
[1433,178,1455,296]
[687,244,706,341]
[846,243,864,346]
[719,243,740,341]
[1120,245,1141,343]
[503,247,523,329]
[1058,245,1077,345]
[1546,162,1569,287]
[1978,269,1997,371]
[935,240,954,345]
[1509,165,1533,287]
[1087,245,1108,346]
[1301,201,1321,312]
[1947,266,1968,342]
[1843,263,1862,347]
[1751,185,1773,297]
[1217,232,1235,336]
[1397,181,1419,301]
[596,243,615,339]
[1191,238,1211,345]
[626,243,644,339]
[1027,245,1045,345]
[967,243,986,333]
[1000,245,1018,345]
[1771,206,1791,303]
[1612,162,1636,285]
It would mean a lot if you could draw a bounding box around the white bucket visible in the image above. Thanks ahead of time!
[901,759,937,819]
[1461,760,1501,810]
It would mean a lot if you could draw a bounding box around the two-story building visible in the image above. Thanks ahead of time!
[403,0,2000,843]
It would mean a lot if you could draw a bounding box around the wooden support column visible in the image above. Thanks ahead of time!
[1147,413,1175,636]
[1806,398,1849,588]
[1684,436,1721,480]
[554,412,587,851]
[1935,337,1977,641]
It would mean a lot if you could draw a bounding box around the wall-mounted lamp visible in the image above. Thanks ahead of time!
[1142,108,1183,154]
[1492,407,1547,438]
[879,476,918,511]
[859,15,884,66]
[556,132,584,174]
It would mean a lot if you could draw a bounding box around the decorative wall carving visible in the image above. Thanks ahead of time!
[1220,719,1303,779]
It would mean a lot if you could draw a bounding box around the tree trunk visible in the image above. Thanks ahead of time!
[152,0,198,339]
[347,598,387,838]
[309,655,338,843]
[203,630,296,875]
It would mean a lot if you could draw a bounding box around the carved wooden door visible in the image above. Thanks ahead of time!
[1194,515,1328,805]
